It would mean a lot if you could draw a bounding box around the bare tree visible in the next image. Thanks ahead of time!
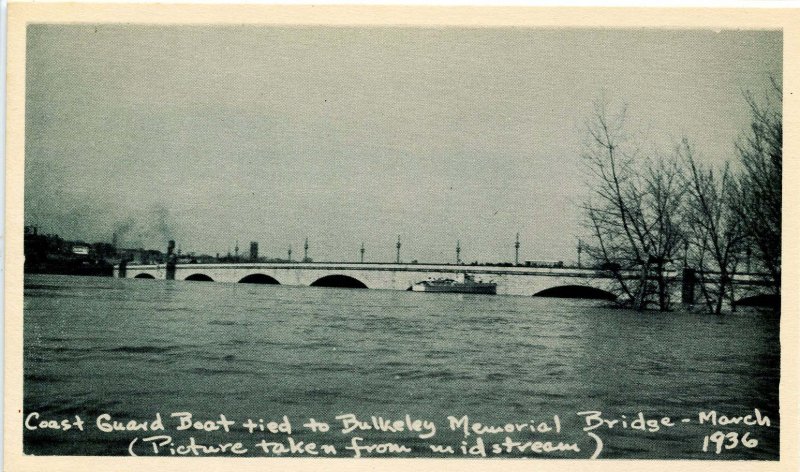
[733,82,782,300]
[581,101,685,311]
[681,139,745,314]
[582,85,780,313]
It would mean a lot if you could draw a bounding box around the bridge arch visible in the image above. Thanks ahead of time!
[736,293,779,309]
[310,274,367,289]
[238,274,280,285]
[134,273,155,279]
[185,273,214,282]
[533,285,616,300]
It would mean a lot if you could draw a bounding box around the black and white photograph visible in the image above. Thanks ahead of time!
[6,4,795,469]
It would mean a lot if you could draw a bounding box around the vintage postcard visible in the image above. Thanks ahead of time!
[5,3,798,471]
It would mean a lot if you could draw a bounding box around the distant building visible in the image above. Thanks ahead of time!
[250,242,258,262]
[177,255,195,264]
[118,248,165,265]
[194,254,217,264]
[71,245,90,256]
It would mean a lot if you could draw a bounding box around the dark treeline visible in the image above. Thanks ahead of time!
[581,83,781,314]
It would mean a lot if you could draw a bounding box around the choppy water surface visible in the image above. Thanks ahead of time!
[23,274,780,459]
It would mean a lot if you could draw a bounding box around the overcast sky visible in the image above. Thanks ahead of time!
[24,25,781,263]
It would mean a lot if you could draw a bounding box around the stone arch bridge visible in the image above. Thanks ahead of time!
[116,262,771,304]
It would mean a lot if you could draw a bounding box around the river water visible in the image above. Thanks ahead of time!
[23,274,780,459]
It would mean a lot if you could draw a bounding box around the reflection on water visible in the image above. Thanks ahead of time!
[23,274,779,458]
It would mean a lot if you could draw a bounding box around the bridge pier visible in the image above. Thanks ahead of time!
[165,240,177,280]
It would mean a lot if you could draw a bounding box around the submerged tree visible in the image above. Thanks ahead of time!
[582,81,783,313]
[581,83,781,314]
[681,139,745,314]
[581,101,685,311]
[733,82,782,300]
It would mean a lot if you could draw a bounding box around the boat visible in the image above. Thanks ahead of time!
[411,273,497,294]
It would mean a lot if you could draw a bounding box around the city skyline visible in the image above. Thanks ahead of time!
[24,226,578,266]
[24,26,781,263]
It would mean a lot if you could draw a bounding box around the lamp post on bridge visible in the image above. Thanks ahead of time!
[515,233,520,266]
[396,236,401,264]
[456,240,461,265]
[288,245,292,262]
[304,237,309,262]
[360,242,365,263]
[577,239,582,269]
